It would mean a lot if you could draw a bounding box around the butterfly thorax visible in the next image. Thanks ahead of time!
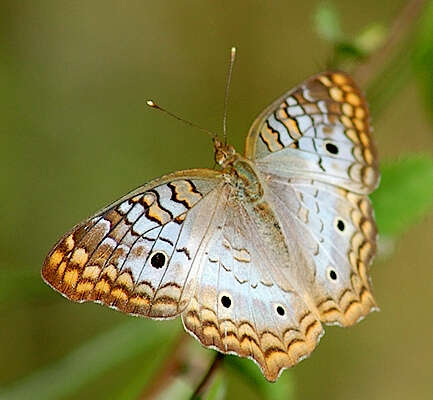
[223,158,264,203]
[214,138,264,203]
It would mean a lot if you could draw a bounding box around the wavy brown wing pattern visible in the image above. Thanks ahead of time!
[42,170,223,318]
[245,71,380,195]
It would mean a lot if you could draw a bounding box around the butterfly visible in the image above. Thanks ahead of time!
[42,70,379,382]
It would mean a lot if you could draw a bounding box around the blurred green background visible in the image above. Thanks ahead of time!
[1,1,432,399]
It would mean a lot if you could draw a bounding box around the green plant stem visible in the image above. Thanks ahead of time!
[189,353,225,400]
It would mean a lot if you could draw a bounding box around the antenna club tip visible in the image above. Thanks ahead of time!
[146,100,156,107]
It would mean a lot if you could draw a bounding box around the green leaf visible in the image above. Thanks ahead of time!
[112,337,184,400]
[153,377,193,400]
[413,0,433,121]
[225,356,295,400]
[334,42,365,60]
[0,320,182,400]
[205,371,227,400]
[354,23,387,54]
[313,2,343,42]
[372,155,433,236]
[146,367,226,400]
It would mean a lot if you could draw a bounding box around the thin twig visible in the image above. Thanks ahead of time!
[353,0,426,87]
[189,353,225,400]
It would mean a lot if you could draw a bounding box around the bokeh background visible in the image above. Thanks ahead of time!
[1,1,432,399]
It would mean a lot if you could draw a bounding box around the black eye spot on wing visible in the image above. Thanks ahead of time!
[329,269,337,281]
[150,252,166,269]
[336,219,345,231]
[221,295,231,308]
[276,305,285,316]
[325,142,339,154]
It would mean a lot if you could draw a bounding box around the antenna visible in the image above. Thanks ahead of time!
[146,100,215,138]
[223,46,236,144]
[147,47,237,143]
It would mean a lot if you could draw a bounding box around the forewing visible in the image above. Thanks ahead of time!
[42,169,224,318]
[182,194,324,382]
[245,71,379,195]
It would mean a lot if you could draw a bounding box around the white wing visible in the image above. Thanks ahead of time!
[42,169,225,318]
[182,187,324,382]
[244,71,379,327]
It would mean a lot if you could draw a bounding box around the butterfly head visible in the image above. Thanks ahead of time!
[213,137,237,167]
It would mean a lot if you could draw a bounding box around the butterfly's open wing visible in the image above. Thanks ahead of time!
[42,169,224,318]
[245,71,379,327]
[264,178,378,327]
[245,71,379,195]
[182,191,324,382]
